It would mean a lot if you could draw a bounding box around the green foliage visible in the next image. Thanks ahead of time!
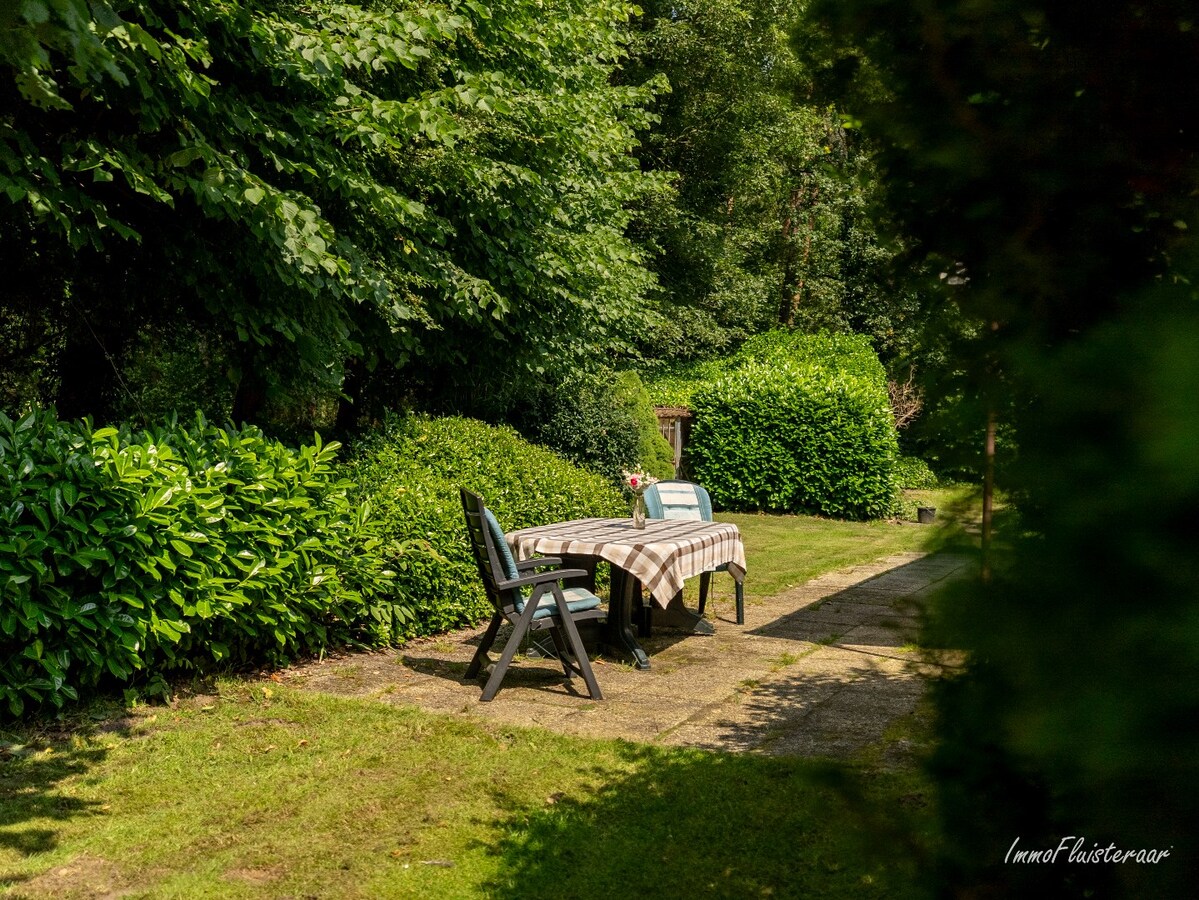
[811,0,1199,895]
[681,331,898,519]
[107,324,236,426]
[343,415,625,638]
[0,407,400,717]
[522,369,674,483]
[893,456,938,491]
[644,357,731,409]
[623,372,677,481]
[623,0,922,368]
[646,328,889,406]
[0,0,664,421]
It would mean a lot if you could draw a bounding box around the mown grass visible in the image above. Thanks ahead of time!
[0,686,937,899]
[721,486,975,597]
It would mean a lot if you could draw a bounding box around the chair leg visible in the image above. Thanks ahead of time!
[548,627,574,678]
[480,606,538,702]
[698,571,712,616]
[466,613,504,679]
[558,613,602,700]
[734,575,745,625]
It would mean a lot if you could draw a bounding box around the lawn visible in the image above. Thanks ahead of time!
[724,485,976,598]
[0,688,936,899]
[0,495,971,899]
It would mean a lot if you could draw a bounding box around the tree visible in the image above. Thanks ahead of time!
[0,0,662,425]
[808,1,1199,895]
[622,0,922,371]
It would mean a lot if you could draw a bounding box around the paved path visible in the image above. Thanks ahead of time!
[286,552,972,758]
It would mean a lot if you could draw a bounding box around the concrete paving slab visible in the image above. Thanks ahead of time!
[287,551,974,759]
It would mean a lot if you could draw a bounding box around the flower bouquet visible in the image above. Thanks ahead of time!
[622,470,658,529]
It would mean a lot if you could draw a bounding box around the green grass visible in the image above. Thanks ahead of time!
[721,486,972,597]
[0,687,936,899]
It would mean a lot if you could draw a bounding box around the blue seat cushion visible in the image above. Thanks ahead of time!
[484,509,601,618]
[520,586,603,620]
[483,508,521,581]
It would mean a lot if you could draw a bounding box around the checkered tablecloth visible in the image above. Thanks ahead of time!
[506,517,747,608]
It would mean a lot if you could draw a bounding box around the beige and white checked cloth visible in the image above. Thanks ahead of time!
[506,518,747,608]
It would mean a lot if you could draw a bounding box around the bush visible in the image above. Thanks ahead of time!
[109,324,236,426]
[685,332,899,519]
[344,415,626,638]
[0,408,400,716]
[522,369,675,482]
[894,455,940,489]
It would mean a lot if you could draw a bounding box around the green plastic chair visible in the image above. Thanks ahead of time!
[459,488,604,702]
[643,480,745,624]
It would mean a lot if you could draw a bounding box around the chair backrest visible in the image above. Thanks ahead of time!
[459,488,522,614]
[643,480,713,521]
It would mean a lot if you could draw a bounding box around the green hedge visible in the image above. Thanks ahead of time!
[683,332,899,519]
[0,409,400,716]
[894,455,940,490]
[344,415,626,638]
[522,369,675,482]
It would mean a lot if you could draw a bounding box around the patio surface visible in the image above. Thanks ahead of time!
[285,551,972,759]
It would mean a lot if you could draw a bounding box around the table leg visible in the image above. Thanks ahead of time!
[558,555,597,591]
[652,591,717,635]
[603,566,650,670]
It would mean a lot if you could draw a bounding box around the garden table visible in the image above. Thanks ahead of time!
[505,517,747,669]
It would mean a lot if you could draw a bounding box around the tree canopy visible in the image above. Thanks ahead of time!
[621,0,928,372]
[1,0,663,421]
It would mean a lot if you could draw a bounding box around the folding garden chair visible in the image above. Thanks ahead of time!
[459,488,604,702]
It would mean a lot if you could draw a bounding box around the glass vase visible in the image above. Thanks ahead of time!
[632,492,647,529]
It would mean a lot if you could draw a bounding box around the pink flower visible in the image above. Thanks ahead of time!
[623,470,656,493]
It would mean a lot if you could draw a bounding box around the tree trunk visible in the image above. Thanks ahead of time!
[981,407,997,584]
[778,184,818,326]
[334,357,365,435]
[778,186,804,325]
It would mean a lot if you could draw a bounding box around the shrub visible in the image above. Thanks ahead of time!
[522,369,675,482]
[109,324,236,426]
[894,455,940,489]
[646,329,888,406]
[0,408,400,716]
[685,332,899,519]
[644,357,730,408]
[344,415,626,638]
[617,371,677,481]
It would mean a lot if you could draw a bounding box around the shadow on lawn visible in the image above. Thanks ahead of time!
[687,664,929,758]
[0,719,123,876]
[481,735,935,900]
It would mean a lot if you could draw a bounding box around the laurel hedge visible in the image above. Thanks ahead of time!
[0,409,400,716]
[683,332,899,519]
[344,415,626,638]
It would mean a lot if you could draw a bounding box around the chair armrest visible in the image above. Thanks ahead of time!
[498,568,591,591]
[515,556,564,571]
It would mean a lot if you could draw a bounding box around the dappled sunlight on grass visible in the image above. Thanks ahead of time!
[484,741,932,900]
[0,688,937,899]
